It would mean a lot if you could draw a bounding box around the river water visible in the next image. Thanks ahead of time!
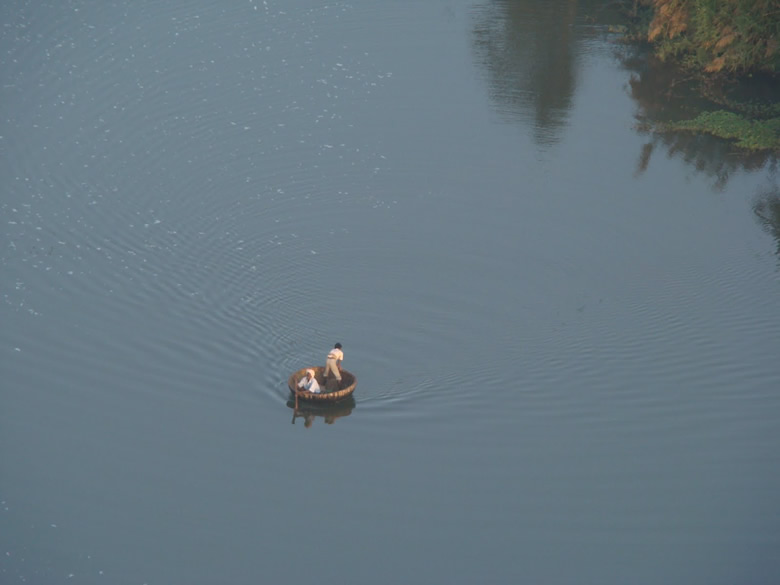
[2,1,779,584]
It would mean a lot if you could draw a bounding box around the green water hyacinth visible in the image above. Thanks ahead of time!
[663,111,780,151]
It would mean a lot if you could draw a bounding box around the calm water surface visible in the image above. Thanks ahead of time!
[2,1,779,584]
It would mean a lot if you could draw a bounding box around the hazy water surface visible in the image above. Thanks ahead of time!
[2,1,779,584]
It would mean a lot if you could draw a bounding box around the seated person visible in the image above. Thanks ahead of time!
[297,369,321,393]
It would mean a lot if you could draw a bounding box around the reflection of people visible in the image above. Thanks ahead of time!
[324,343,344,383]
[297,369,320,393]
[288,395,355,427]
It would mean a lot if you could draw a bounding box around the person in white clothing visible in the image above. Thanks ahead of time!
[324,342,344,383]
[297,369,320,393]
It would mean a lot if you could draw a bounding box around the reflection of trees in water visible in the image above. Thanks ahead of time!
[470,1,780,258]
[628,47,780,258]
[471,0,582,146]
[471,0,778,178]
[633,127,777,190]
[628,48,780,260]
[623,49,778,188]
[754,186,780,260]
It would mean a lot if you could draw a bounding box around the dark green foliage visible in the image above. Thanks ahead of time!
[639,0,779,74]
[664,110,780,150]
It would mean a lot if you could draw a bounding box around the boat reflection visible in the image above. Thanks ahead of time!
[287,395,356,427]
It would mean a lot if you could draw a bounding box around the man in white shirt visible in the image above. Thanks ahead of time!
[324,342,344,383]
[297,369,320,393]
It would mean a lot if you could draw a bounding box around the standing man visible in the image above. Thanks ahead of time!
[324,342,344,384]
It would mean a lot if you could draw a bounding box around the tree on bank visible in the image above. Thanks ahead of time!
[620,0,779,153]
[635,0,778,74]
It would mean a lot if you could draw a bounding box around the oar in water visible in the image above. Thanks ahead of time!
[292,388,300,423]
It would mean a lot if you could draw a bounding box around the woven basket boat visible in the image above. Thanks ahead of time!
[288,366,357,402]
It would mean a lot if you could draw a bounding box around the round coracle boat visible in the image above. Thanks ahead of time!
[288,367,357,402]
